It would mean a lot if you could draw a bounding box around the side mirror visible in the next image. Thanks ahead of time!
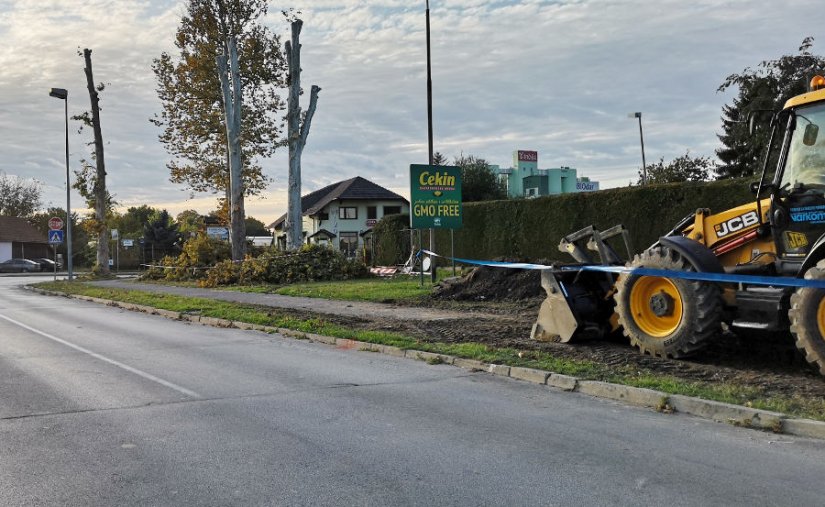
[803,123,819,146]
[750,181,776,195]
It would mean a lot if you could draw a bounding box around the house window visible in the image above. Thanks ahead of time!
[339,207,357,219]
[383,206,401,216]
[367,206,377,220]
[339,232,358,257]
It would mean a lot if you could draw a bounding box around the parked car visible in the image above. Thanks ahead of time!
[34,258,62,271]
[0,259,43,273]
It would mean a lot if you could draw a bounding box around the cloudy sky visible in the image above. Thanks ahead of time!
[2,0,825,224]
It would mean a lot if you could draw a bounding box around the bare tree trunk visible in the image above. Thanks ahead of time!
[284,19,320,251]
[217,37,246,261]
[82,48,109,274]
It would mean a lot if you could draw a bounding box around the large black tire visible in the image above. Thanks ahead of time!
[789,259,825,376]
[614,246,722,358]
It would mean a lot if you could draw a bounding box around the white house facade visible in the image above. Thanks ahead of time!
[269,177,409,257]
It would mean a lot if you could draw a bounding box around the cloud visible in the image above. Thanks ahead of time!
[1,0,824,222]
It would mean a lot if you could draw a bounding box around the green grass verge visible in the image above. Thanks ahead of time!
[233,277,433,303]
[33,280,825,422]
[138,269,463,304]
[226,268,468,303]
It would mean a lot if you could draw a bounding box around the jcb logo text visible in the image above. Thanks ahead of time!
[714,211,759,238]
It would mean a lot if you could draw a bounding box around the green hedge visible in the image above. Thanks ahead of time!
[373,214,412,266]
[431,178,755,262]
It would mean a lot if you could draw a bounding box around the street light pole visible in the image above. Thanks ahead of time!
[629,112,647,185]
[425,0,436,283]
[49,88,73,280]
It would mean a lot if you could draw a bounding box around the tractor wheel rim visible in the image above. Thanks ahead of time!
[629,276,683,338]
[817,295,825,339]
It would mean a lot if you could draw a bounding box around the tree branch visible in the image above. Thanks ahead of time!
[299,85,321,147]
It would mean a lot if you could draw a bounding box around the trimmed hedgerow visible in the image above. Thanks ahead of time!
[427,178,754,262]
[372,214,412,266]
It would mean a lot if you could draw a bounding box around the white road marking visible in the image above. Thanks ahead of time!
[0,313,200,398]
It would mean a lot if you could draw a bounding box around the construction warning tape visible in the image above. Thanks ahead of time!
[418,249,825,290]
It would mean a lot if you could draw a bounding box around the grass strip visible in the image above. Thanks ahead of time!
[34,280,825,421]
[229,277,435,303]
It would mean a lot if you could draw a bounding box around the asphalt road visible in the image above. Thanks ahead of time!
[2,275,825,506]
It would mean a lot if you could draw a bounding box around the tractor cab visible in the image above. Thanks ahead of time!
[757,77,825,271]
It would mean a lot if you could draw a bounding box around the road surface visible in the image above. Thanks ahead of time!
[1,275,824,506]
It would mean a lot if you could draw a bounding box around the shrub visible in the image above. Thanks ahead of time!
[141,234,231,281]
[141,238,368,287]
[197,244,367,287]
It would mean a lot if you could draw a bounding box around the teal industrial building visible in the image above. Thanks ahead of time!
[493,150,600,198]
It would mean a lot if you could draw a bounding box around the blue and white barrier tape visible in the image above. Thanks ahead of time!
[418,249,825,290]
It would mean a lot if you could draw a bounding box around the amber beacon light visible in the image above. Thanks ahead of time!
[810,75,825,91]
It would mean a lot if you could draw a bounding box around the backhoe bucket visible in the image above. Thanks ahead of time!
[531,270,579,342]
[531,225,630,343]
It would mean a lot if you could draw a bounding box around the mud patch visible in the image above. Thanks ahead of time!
[432,262,544,301]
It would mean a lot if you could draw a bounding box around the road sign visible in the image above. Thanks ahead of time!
[122,239,134,247]
[409,164,463,229]
[206,227,229,240]
[48,217,64,230]
[111,229,119,240]
[48,230,64,244]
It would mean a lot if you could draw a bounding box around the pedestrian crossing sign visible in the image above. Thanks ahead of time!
[48,230,64,244]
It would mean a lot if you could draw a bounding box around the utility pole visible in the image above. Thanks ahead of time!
[426,0,436,283]
[48,87,73,280]
[629,112,647,185]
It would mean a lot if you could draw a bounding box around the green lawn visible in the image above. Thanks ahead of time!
[236,277,432,302]
[227,268,466,302]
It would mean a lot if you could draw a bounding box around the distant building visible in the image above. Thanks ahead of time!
[493,150,600,198]
[0,216,48,262]
[268,176,409,257]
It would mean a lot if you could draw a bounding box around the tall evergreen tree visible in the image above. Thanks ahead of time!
[717,37,825,178]
[143,210,182,260]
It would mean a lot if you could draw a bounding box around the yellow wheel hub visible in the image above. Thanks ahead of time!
[817,296,825,339]
[629,276,683,338]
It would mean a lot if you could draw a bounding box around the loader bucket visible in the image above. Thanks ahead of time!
[531,268,618,343]
[531,225,628,343]
[531,270,578,342]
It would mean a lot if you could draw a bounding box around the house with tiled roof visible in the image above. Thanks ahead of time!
[268,176,409,256]
[0,216,49,262]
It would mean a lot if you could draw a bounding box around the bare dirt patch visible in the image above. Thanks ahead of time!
[301,266,825,401]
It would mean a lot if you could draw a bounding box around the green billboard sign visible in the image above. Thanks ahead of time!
[409,164,462,229]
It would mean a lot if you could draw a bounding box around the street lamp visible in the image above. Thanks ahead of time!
[49,87,73,280]
[628,112,647,185]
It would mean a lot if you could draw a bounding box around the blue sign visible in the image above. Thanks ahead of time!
[48,230,64,244]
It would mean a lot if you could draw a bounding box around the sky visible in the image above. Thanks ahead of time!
[2,0,825,226]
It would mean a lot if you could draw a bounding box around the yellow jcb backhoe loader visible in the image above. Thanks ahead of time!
[532,75,825,376]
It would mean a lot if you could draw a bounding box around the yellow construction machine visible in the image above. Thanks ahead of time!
[532,75,825,376]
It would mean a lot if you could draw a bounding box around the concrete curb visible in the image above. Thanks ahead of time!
[26,285,825,441]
